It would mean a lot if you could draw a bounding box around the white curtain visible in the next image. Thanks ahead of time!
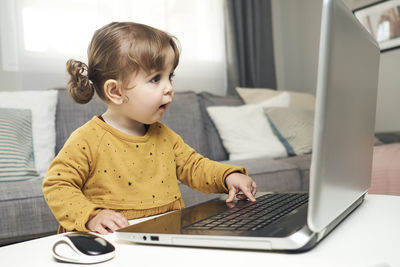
[0,0,227,95]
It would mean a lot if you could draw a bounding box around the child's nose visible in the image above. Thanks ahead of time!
[164,81,173,96]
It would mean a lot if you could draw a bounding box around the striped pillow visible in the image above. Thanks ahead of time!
[264,107,314,156]
[0,108,40,182]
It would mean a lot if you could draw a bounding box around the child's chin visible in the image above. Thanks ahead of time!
[146,115,163,124]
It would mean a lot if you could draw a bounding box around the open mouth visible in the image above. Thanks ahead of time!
[159,103,169,111]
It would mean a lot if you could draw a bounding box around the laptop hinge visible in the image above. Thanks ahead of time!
[316,193,365,242]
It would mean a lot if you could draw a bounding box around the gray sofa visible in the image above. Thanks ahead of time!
[0,89,311,246]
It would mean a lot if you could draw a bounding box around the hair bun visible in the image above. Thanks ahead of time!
[66,59,95,104]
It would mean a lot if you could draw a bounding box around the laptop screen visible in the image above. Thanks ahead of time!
[307,0,380,232]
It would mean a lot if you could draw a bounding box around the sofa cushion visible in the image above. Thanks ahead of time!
[197,92,244,161]
[161,91,209,157]
[0,177,44,201]
[179,183,224,207]
[0,178,58,244]
[221,157,304,192]
[55,89,106,154]
[279,154,311,191]
[0,108,40,181]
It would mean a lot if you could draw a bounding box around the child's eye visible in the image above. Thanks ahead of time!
[169,73,175,81]
[151,74,161,83]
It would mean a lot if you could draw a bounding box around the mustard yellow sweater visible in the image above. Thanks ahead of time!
[43,117,246,232]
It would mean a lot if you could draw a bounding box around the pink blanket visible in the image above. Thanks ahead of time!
[370,144,400,196]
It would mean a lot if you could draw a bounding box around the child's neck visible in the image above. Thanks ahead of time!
[101,110,147,137]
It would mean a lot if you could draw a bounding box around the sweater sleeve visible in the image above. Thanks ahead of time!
[42,130,102,232]
[166,127,247,193]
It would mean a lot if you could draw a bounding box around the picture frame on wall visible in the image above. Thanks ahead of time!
[354,0,400,52]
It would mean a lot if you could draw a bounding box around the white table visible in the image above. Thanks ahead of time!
[0,194,398,267]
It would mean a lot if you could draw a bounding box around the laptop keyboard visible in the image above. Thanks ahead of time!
[185,193,308,231]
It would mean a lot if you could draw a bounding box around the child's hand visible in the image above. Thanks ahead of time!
[86,209,129,235]
[225,172,257,203]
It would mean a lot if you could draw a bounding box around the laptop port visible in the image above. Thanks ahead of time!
[150,236,159,241]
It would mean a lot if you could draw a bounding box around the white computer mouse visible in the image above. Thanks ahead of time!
[52,232,115,264]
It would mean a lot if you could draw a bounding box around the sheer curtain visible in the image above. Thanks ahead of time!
[0,0,227,95]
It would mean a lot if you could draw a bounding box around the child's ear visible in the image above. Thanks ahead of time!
[103,79,124,104]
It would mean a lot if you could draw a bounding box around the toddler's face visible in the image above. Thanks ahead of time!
[121,47,176,125]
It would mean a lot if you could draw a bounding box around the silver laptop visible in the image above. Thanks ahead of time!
[116,0,380,252]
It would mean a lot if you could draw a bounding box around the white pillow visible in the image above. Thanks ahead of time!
[207,104,287,160]
[236,87,315,110]
[0,90,58,176]
[258,91,290,108]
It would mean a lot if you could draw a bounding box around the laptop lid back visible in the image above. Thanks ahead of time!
[308,0,380,233]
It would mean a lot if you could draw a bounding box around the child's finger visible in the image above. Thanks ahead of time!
[104,220,121,232]
[94,224,109,235]
[251,181,257,196]
[113,213,129,228]
[242,187,256,202]
[226,188,236,202]
[236,194,247,200]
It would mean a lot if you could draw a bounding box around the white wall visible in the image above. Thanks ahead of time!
[272,0,322,95]
[375,50,400,132]
[272,0,400,132]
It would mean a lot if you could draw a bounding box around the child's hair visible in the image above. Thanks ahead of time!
[66,22,180,104]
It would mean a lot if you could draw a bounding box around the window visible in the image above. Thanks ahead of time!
[0,0,227,94]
